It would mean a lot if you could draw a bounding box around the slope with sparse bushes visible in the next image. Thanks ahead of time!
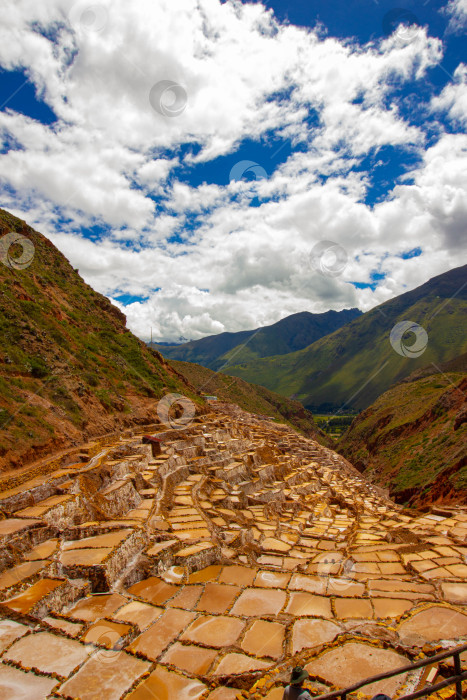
[0,208,203,472]
[338,354,467,506]
[171,359,331,445]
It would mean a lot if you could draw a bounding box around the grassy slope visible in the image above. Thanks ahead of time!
[338,355,467,506]
[225,265,467,411]
[0,208,203,471]
[155,309,361,371]
[171,359,331,446]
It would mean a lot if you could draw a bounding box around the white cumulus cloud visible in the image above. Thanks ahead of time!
[0,0,465,341]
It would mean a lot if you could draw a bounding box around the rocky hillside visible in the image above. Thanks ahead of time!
[225,265,467,412]
[0,209,204,473]
[338,354,467,507]
[171,359,331,445]
[154,308,361,370]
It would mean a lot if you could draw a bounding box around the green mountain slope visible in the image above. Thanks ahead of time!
[0,209,203,472]
[154,308,361,370]
[225,265,467,412]
[170,359,331,446]
[337,354,467,506]
[154,328,254,370]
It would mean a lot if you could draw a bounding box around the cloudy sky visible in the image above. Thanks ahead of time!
[0,0,466,341]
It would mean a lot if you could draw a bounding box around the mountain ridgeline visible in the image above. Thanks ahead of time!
[223,265,467,412]
[153,308,362,370]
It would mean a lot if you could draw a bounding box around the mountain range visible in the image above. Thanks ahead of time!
[156,265,467,412]
[153,308,362,370]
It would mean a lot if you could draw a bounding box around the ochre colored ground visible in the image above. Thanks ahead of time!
[0,405,466,699]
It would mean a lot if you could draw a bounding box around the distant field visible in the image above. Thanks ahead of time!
[314,413,358,439]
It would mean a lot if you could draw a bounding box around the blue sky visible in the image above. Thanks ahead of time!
[0,0,466,341]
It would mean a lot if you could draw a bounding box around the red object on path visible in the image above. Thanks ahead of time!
[142,435,162,456]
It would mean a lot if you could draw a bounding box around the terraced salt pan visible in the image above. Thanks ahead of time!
[2,578,65,614]
[167,584,203,609]
[127,576,178,605]
[67,593,127,621]
[0,407,467,700]
[0,518,42,539]
[3,631,90,677]
[398,606,467,643]
[161,641,218,674]
[57,651,150,700]
[196,583,241,614]
[0,621,29,653]
[231,588,287,616]
[304,643,409,697]
[180,615,245,646]
[0,664,57,700]
[113,600,162,629]
[127,608,196,660]
[0,559,49,592]
[125,665,206,699]
[62,529,133,549]
[81,619,133,648]
[241,619,285,659]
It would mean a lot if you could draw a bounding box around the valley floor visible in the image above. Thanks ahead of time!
[0,404,466,699]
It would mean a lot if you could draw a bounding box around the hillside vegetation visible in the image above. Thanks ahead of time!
[225,265,467,412]
[171,359,331,445]
[155,308,361,370]
[338,354,467,507]
[0,209,203,472]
